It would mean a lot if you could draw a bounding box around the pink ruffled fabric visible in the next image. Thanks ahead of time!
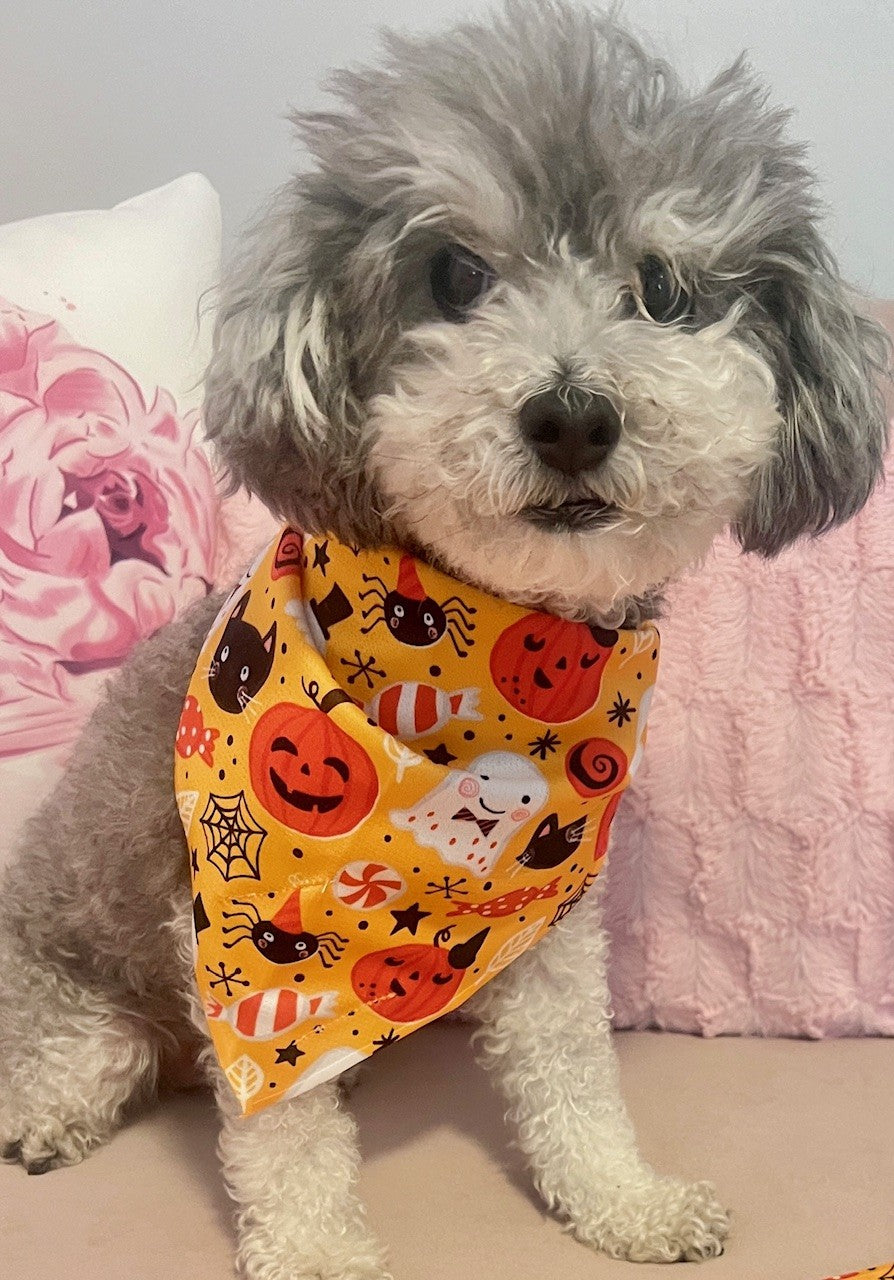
[605,305,894,1037]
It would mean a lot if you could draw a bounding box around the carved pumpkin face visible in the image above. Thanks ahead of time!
[565,737,628,798]
[490,614,617,722]
[249,702,378,837]
[351,929,489,1023]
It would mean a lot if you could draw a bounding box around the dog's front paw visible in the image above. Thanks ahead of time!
[0,1108,98,1175]
[569,1176,730,1263]
[238,1232,391,1280]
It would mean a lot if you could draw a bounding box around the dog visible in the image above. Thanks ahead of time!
[1,3,889,1275]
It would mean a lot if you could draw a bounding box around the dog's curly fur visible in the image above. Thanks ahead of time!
[1,4,889,1276]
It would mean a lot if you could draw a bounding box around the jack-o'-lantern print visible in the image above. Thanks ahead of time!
[360,555,476,657]
[565,737,628,798]
[249,685,378,837]
[351,927,489,1022]
[490,614,617,721]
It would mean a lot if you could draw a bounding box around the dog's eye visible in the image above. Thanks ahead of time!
[636,255,692,324]
[430,244,496,321]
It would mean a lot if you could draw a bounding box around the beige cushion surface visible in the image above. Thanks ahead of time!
[2,1027,892,1279]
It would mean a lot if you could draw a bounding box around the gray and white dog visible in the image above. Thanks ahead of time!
[1,3,888,1275]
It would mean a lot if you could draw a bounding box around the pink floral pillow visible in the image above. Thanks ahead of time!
[0,177,273,865]
[0,297,217,757]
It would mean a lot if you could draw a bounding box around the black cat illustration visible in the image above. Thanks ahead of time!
[516,812,586,870]
[208,591,276,714]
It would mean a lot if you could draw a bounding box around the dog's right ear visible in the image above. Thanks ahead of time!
[202,183,384,542]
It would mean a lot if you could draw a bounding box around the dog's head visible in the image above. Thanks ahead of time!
[204,0,889,623]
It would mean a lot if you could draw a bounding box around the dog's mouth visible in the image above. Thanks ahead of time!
[520,498,621,531]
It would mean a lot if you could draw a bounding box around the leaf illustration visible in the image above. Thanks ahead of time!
[225,1054,264,1107]
[176,789,199,828]
[485,920,548,975]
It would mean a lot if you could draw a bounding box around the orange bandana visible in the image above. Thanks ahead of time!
[175,528,659,1114]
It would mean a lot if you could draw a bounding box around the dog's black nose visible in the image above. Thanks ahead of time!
[519,388,622,476]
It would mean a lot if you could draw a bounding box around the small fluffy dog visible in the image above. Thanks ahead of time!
[1,3,889,1275]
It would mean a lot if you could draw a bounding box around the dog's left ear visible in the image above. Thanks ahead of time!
[202,179,388,544]
[735,233,890,556]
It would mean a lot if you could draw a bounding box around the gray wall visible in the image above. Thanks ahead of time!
[4,0,892,293]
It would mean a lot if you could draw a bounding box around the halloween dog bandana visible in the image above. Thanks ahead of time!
[820,1269,894,1279]
[175,527,659,1115]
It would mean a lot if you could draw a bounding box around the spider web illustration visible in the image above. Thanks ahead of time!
[199,791,267,882]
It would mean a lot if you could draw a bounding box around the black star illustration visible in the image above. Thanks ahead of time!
[372,1029,400,1049]
[275,1040,305,1066]
[193,892,211,938]
[340,649,386,690]
[390,902,432,936]
[312,539,331,575]
[607,693,635,727]
[424,742,457,765]
[528,729,561,760]
[190,846,199,874]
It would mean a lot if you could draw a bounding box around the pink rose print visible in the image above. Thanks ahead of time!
[0,298,218,758]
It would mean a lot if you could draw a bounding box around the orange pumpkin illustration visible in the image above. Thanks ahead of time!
[565,737,628,798]
[490,614,617,722]
[249,686,378,837]
[351,927,489,1022]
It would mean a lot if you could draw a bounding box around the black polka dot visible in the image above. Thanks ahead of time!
[352,1029,360,1036]
[383,834,392,843]
[504,734,513,741]
[226,734,234,747]
[270,598,276,610]
[518,915,526,923]
[651,648,658,661]
[498,714,506,722]
[429,665,441,677]
[268,891,276,898]
[293,972,305,983]
[218,769,226,781]
[358,920,369,931]
[293,848,303,858]
[463,730,475,741]
[384,556,391,565]
[348,1010,355,1016]
[280,675,286,684]
[483,881,493,892]
[325,909,333,918]
[620,647,627,655]
[413,866,420,874]
[636,671,642,680]
[281,642,288,655]
[232,758,238,766]
[269,1081,277,1088]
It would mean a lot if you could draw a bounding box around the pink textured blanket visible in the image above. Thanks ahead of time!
[604,304,894,1037]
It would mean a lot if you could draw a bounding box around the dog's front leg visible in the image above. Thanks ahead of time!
[470,888,729,1262]
[215,1072,389,1280]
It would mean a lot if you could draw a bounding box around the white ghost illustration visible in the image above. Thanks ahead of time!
[391,751,549,878]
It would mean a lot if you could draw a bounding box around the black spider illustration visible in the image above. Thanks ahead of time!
[359,555,476,657]
[222,889,348,968]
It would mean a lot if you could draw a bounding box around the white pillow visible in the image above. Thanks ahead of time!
[0,176,223,864]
